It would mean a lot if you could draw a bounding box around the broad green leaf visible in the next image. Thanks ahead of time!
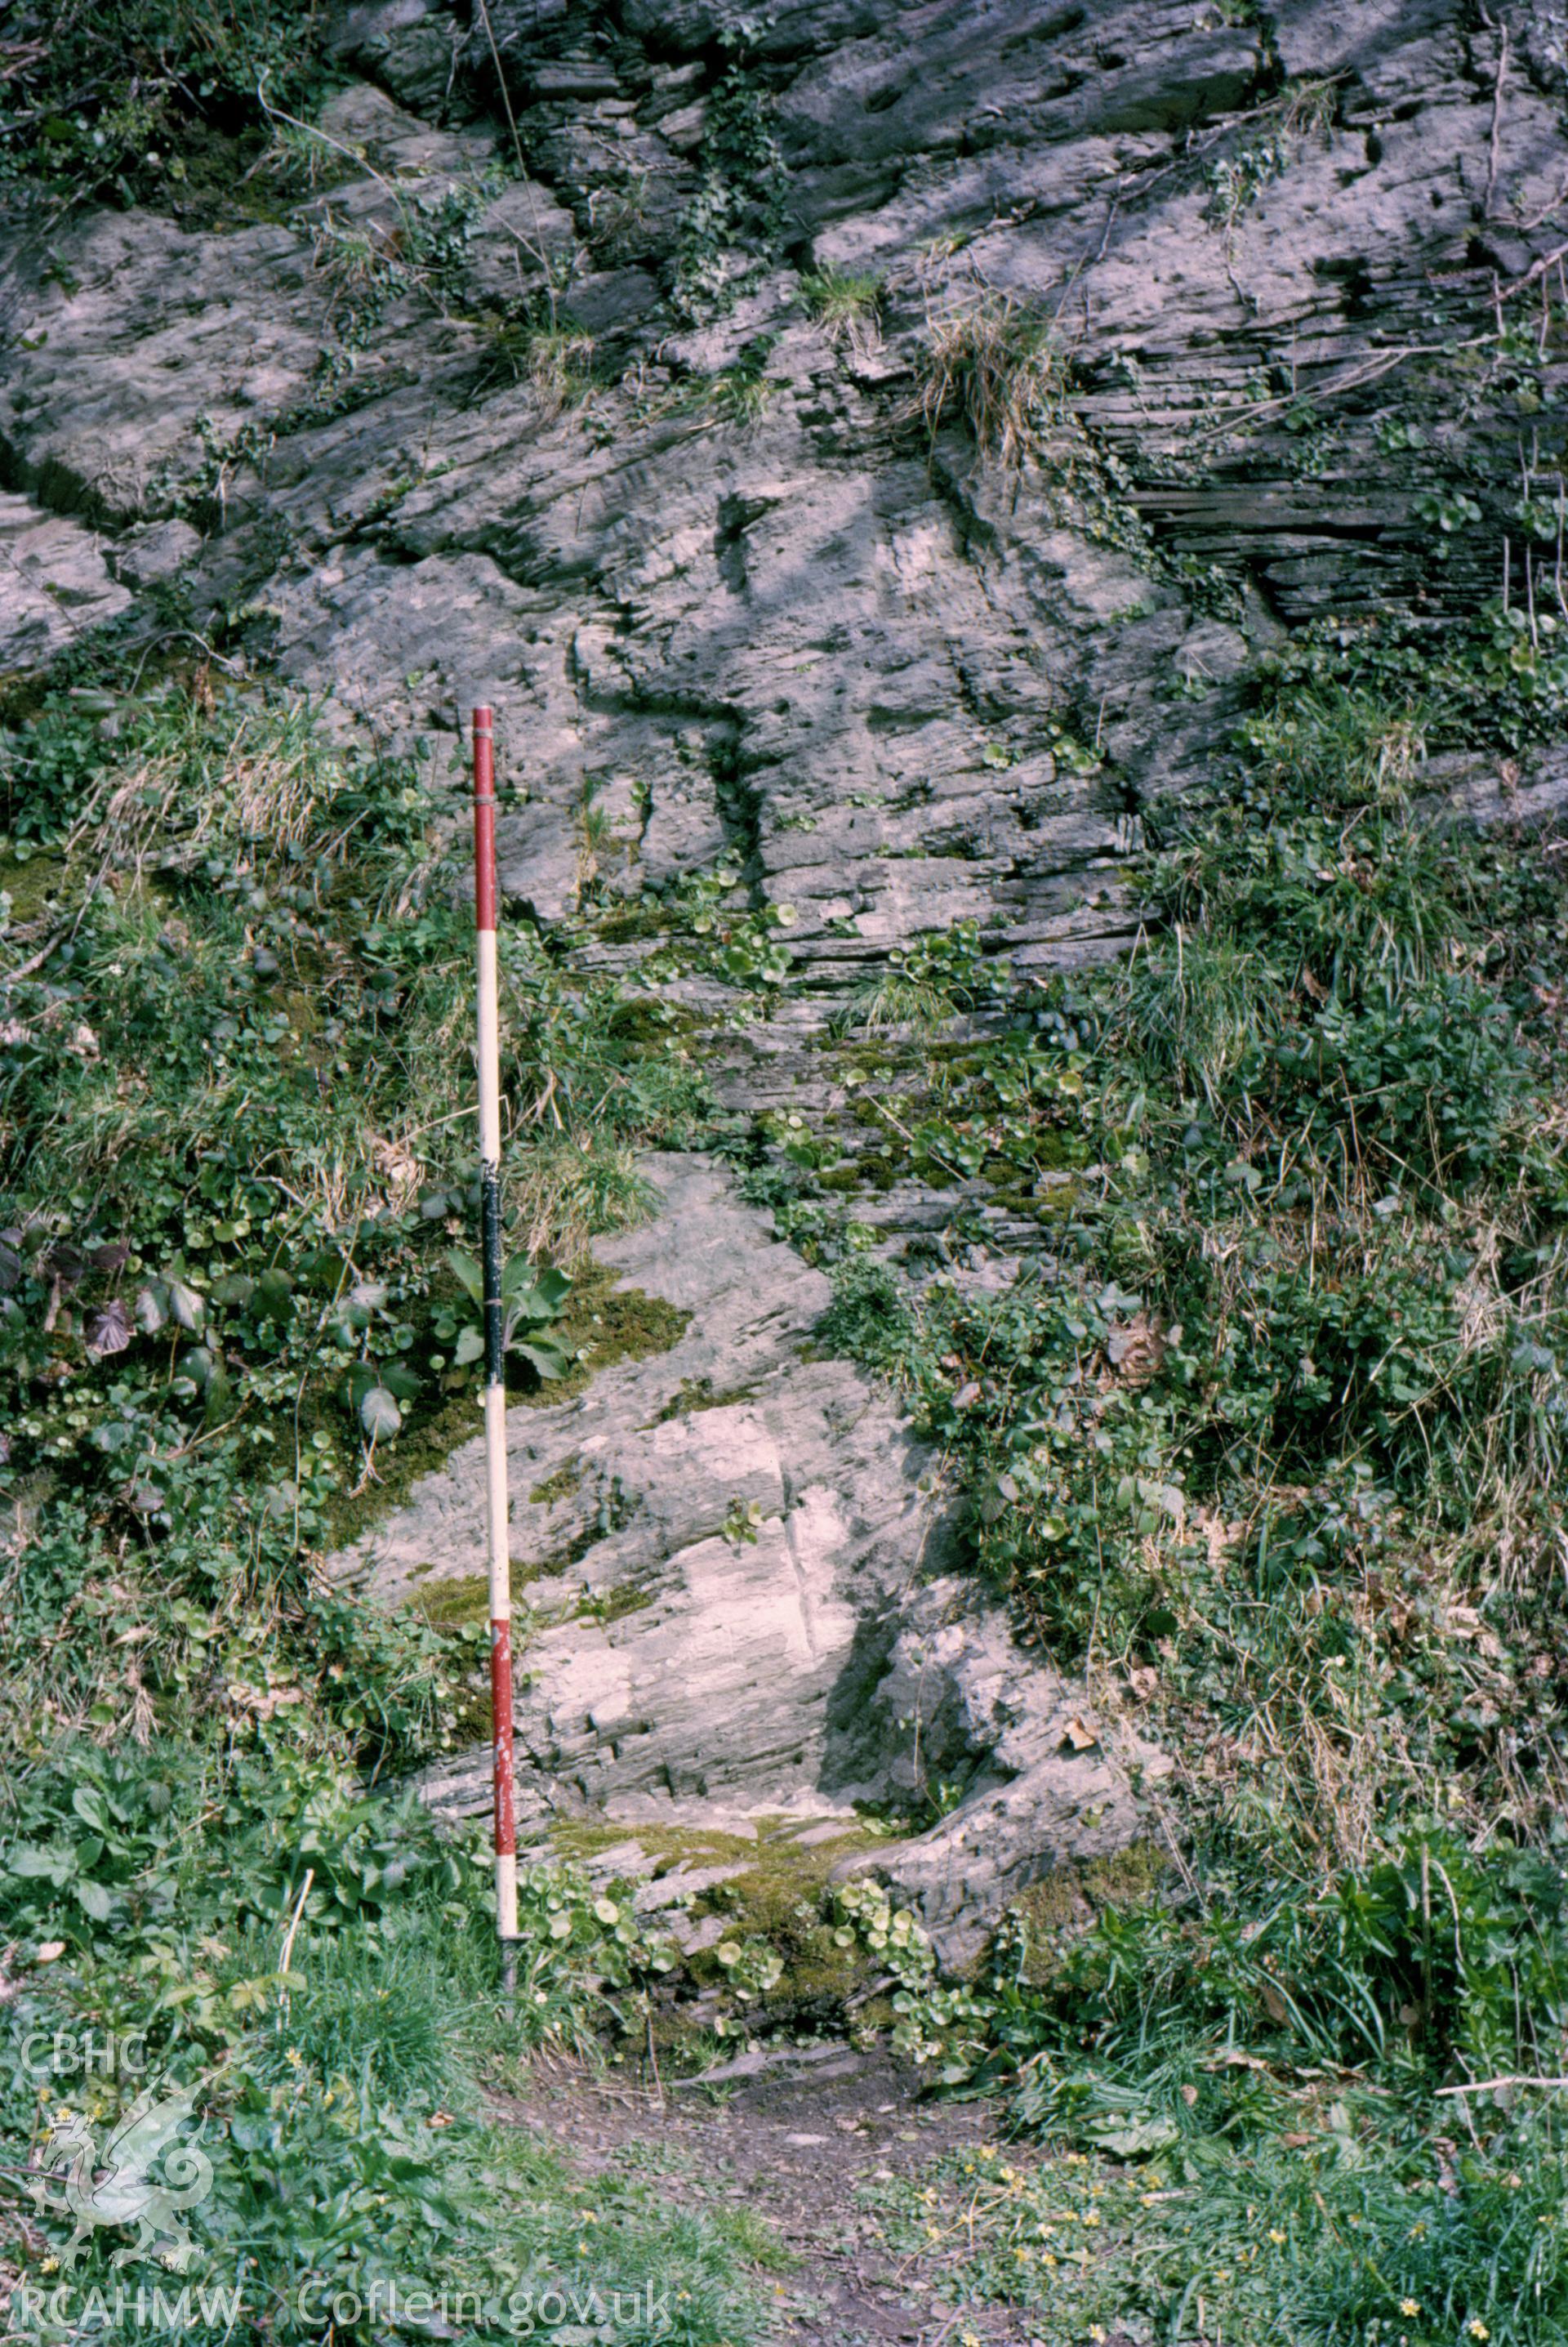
[10,1845,62,1880]
[134,1281,168,1334]
[255,1266,294,1323]
[444,1248,483,1305]
[167,1279,205,1334]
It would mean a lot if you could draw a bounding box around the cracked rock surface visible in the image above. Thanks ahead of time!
[336,1156,1162,1960]
[5,0,1563,1952]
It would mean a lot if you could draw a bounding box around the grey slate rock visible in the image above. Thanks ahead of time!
[14,0,1567,1961]
[339,1154,1166,1955]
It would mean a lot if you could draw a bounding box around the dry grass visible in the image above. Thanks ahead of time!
[909,293,1068,467]
[66,699,372,883]
[506,1136,658,1265]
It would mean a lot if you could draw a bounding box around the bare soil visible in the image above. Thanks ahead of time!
[502,2044,1042,2345]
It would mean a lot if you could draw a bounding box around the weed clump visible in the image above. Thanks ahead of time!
[798,266,884,351]
[910,293,1069,469]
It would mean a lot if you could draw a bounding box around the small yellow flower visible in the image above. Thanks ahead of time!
[1268,2229,1286,2246]
[977,2145,996,2162]
[1081,2209,1102,2229]
[1469,2325,1490,2342]
[39,2259,58,2276]
[1401,2302,1421,2318]
[1089,2329,1109,2345]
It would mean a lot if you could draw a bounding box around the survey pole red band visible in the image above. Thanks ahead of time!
[473,704,497,934]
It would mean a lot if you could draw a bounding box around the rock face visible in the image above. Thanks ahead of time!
[2,7,1557,1015]
[5,3,1560,950]
[0,495,129,671]
[3,0,1561,1952]
[337,1155,1164,1959]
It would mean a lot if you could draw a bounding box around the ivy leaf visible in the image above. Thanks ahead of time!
[135,1281,169,1335]
[514,1336,570,1381]
[167,1279,206,1335]
[359,1385,402,1443]
[85,1300,131,1357]
[453,1324,484,1367]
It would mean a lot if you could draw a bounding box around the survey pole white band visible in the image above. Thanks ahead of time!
[472,707,518,1948]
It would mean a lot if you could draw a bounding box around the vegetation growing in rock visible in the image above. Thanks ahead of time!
[0,1,331,207]
[669,33,790,324]
[810,601,1568,2336]
[911,294,1071,471]
[0,668,760,2336]
[7,2,1568,2336]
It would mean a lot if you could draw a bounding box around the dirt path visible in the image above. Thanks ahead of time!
[502,2045,1040,2345]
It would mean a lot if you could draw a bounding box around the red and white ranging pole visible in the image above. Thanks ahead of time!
[471,705,519,1973]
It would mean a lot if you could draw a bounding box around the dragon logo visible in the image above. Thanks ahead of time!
[29,2077,214,2270]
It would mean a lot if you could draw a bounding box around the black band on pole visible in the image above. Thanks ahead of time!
[480,1161,506,1388]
